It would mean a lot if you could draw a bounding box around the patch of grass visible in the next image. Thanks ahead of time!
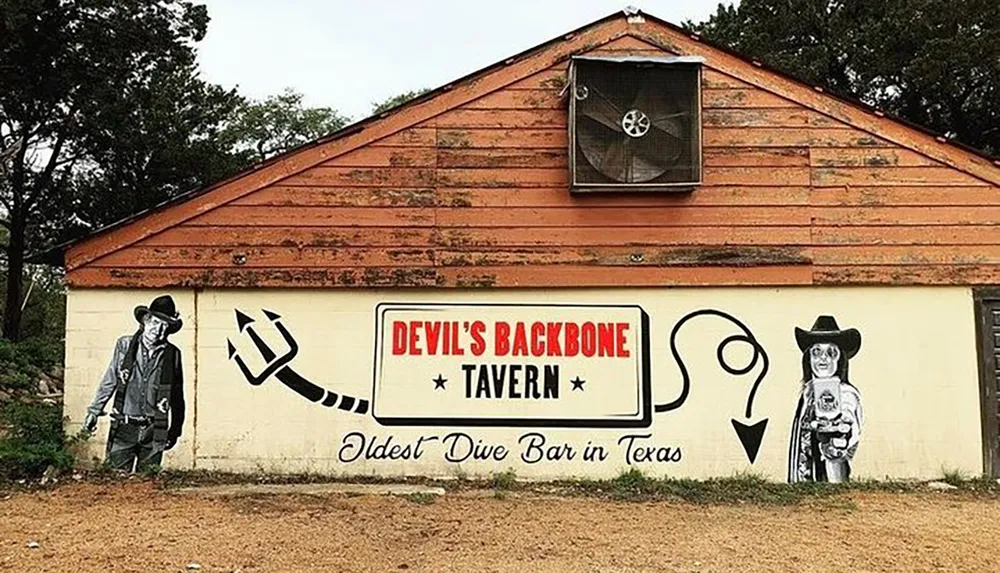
[933,471,1000,493]
[490,468,518,491]
[560,469,852,505]
[405,492,437,505]
[139,463,162,477]
[941,468,967,487]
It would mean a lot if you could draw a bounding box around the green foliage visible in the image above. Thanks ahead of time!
[573,469,847,504]
[371,89,432,116]
[941,468,967,486]
[0,265,66,367]
[223,88,349,164]
[689,0,1000,156]
[405,492,438,505]
[0,338,45,391]
[0,402,73,480]
[1,0,247,340]
[490,468,518,491]
[140,463,163,477]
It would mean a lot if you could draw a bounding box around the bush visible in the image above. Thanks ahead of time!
[0,338,42,392]
[0,401,73,480]
[490,468,518,491]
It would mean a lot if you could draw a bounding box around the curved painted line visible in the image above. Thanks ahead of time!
[655,309,769,419]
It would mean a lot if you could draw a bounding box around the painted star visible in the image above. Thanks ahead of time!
[571,376,586,391]
[433,374,447,390]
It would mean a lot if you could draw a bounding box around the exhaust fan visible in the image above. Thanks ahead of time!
[569,56,702,190]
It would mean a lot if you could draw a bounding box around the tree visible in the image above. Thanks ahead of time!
[224,88,349,164]
[371,89,431,115]
[689,0,1000,156]
[0,0,243,341]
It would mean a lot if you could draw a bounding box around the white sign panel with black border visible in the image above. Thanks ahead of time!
[372,303,651,427]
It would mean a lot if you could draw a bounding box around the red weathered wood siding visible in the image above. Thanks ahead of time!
[65,24,1000,288]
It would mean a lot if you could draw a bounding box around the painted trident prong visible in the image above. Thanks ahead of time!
[226,309,298,386]
[227,308,370,415]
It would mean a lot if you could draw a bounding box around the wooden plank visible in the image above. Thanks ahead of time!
[507,66,568,90]
[321,147,435,168]
[814,246,1000,265]
[439,245,810,267]
[582,34,666,53]
[437,226,811,247]
[973,294,1000,477]
[811,187,1000,207]
[813,167,989,187]
[90,246,436,268]
[703,128,890,148]
[703,108,846,129]
[185,206,435,227]
[67,262,1000,288]
[436,168,568,188]
[583,48,667,58]
[226,186,811,209]
[812,226,1000,245]
[439,265,813,287]
[437,149,568,169]
[703,147,809,167]
[812,206,1000,226]
[437,187,809,208]
[66,267,442,288]
[234,187,436,207]
[435,109,567,129]
[704,166,810,186]
[816,265,1000,285]
[701,69,753,89]
[436,206,810,227]
[437,128,567,149]
[140,227,436,247]
[371,128,436,147]
[280,167,436,187]
[810,148,942,168]
[463,89,564,110]
[702,88,796,109]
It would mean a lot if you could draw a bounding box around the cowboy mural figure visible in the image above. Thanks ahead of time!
[788,315,863,483]
[82,295,186,472]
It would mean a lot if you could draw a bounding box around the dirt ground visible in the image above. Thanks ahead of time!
[2,482,999,573]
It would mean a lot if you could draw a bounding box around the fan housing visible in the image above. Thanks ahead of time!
[569,56,703,191]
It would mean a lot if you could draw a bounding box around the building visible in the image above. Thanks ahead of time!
[54,10,1000,481]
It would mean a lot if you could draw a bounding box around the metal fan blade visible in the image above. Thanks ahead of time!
[630,86,687,140]
[650,116,686,141]
[598,137,631,181]
[650,112,689,140]
[632,126,684,181]
[579,86,623,133]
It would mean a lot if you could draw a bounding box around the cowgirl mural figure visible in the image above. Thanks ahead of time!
[788,315,863,483]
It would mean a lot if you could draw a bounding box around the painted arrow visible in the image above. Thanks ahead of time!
[659,309,769,464]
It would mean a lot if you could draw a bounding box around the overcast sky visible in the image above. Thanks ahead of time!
[196,1,731,121]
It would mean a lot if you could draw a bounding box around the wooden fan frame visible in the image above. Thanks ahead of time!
[568,55,704,192]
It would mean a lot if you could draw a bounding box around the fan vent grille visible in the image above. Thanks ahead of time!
[570,58,701,190]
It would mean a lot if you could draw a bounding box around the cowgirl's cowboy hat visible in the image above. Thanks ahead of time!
[134,295,183,335]
[795,315,861,359]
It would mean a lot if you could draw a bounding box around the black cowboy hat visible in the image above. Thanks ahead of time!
[134,295,183,335]
[795,315,861,359]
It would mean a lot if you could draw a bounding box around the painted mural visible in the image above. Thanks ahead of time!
[220,301,864,481]
[81,295,186,472]
[64,288,985,479]
[788,316,863,483]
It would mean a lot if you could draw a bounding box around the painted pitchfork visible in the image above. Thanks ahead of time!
[227,309,369,414]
